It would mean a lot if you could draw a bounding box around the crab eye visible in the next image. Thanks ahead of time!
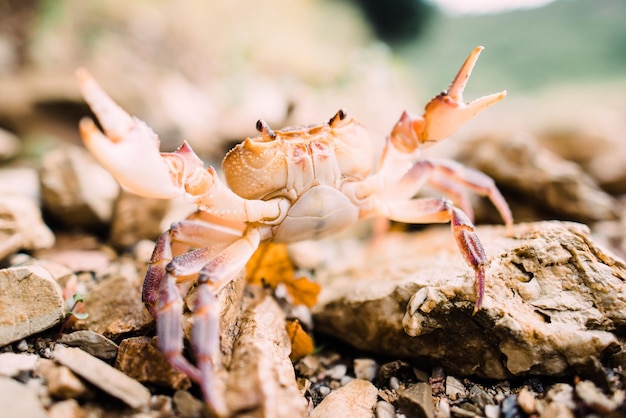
[328,109,347,127]
[255,119,276,141]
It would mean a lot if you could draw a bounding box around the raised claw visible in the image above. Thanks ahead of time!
[77,68,187,199]
[391,46,506,152]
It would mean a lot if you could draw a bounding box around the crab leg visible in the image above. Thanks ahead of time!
[383,159,513,227]
[371,198,486,313]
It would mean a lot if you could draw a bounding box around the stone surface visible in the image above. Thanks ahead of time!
[39,145,119,228]
[0,265,65,346]
[313,221,626,379]
[58,330,118,360]
[0,352,38,377]
[74,264,153,338]
[115,336,190,390]
[109,190,170,249]
[396,382,435,418]
[309,379,378,418]
[53,344,151,409]
[0,376,48,418]
[459,133,618,222]
[225,291,307,418]
[0,195,55,260]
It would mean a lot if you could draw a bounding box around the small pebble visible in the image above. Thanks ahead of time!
[16,340,28,352]
[376,400,396,418]
[354,358,378,381]
[389,376,400,390]
[326,363,348,380]
[484,404,500,418]
[318,385,331,397]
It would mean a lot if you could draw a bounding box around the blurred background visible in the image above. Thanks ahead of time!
[0,0,625,249]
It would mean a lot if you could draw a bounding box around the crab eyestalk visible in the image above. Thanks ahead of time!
[390,46,506,153]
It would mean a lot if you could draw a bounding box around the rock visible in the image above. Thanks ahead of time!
[445,376,466,400]
[173,390,204,418]
[0,376,47,418]
[115,336,190,390]
[0,352,38,377]
[575,379,623,415]
[225,292,307,418]
[0,167,39,200]
[458,133,618,222]
[353,358,378,382]
[516,387,536,415]
[109,190,170,249]
[0,265,65,346]
[48,399,84,418]
[0,195,55,260]
[74,265,153,339]
[396,382,434,418]
[53,344,151,409]
[45,364,88,399]
[39,145,119,228]
[58,330,118,360]
[0,127,21,160]
[313,221,626,379]
[375,400,396,418]
[309,379,378,418]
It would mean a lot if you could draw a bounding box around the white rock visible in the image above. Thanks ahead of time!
[0,265,65,346]
[0,352,38,377]
[310,379,378,418]
[0,376,47,418]
[353,358,378,381]
[53,345,150,409]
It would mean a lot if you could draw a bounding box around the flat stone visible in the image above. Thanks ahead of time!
[58,330,118,360]
[46,364,87,399]
[0,195,54,260]
[53,344,151,409]
[0,265,65,346]
[310,379,378,418]
[115,336,190,390]
[313,221,626,379]
[445,376,466,400]
[0,376,47,418]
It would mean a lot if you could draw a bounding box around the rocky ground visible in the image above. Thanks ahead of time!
[2,3,626,418]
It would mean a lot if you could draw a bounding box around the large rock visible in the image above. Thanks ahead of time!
[0,195,55,260]
[0,265,65,346]
[313,221,626,379]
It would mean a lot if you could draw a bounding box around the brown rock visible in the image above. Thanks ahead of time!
[313,221,626,379]
[109,190,169,249]
[309,379,378,418]
[74,266,153,338]
[0,265,65,346]
[46,365,87,399]
[115,336,190,390]
[58,330,118,360]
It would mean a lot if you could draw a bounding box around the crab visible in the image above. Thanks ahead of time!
[76,46,512,416]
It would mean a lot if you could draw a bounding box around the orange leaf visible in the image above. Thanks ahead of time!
[286,319,314,362]
[246,242,321,307]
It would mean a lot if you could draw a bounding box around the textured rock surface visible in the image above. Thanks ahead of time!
[225,290,307,418]
[0,265,65,346]
[458,133,618,222]
[0,195,55,260]
[309,379,378,418]
[313,221,626,379]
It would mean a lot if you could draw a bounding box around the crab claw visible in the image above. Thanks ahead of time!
[391,46,506,152]
[77,68,185,199]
